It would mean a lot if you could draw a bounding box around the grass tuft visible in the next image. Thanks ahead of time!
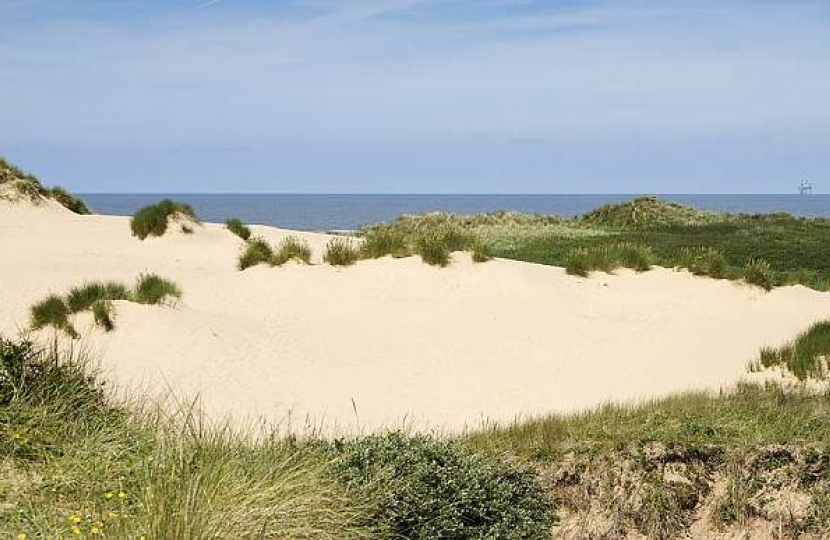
[91,300,115,332]
[49,186,92,215]
[755,321,830,380]
[272,236,312,266]
[237,237,274,270]
[565,243,654,276]
[359,228,409,259]
[742,258,773,290]
[29,295,77,338]
[323,237,360,266]
[133,274,182,305]
[471,242,493,263]
[66,281,131,313]
[677,247,728,279]
[130,199,199,240]
[225,218,251,240]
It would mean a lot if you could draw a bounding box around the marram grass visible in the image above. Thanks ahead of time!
[324,237,360,266]
[225,218,251,241]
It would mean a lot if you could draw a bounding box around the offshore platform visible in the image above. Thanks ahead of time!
[799,179,813,195]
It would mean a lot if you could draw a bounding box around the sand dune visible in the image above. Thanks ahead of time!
[2,200,829,434]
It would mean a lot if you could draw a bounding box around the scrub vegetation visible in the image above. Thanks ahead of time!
[130,199,200,240]
[0,157,91,214]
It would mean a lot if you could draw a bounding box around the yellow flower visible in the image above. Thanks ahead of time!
[91,527,101,534]
[70,516,82,524]
[107,511,118,518]
[72,527,81,535]
[105,492,115,499]
[118,491,127,499]
[17,534,26,540]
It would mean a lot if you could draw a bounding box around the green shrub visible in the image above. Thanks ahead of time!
[273,236,312,266]
[30,295,77,338]
[359,229,409,259]
[92,300,115,332]
[49,186,91,214]
[743,258,773,290]
[238,237,274,270]
[130,199,199,240]
[225,218,251,240]
[134,274,182,305]
[324,237,360,266]
[66,281,130,313]
[331,432,555,539]
[677,247,728,279]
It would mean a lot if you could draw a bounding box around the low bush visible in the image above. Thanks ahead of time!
[225,218,251,240]
[238,238,274,270]
[29,295,77,338]
[677,247,728,279]
[273,236,312,266]
[743,258,773,290]
[133,274,182,305]
[324,237,360,266]
[331,432,555,539]
[130,199,199,240]
[49,186,91,215]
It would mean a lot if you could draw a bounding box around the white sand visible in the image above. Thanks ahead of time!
[2,200,829,434]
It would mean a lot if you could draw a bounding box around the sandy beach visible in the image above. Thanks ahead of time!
[2,199,829,434]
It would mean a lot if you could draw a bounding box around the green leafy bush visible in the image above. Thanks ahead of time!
[331,432,555,539]
[743,258,773,290]
[273,236,312,266]
[324,237,360,266]
[225,218,251,240]
[238,237,274,270]
[130,199,199,240]
[133,274,182,305]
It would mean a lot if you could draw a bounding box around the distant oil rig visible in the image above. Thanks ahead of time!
[799,179,813,195]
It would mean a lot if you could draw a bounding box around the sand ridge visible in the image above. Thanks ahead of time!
[1,203,829,434]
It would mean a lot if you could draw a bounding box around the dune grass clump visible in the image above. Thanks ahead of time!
[756,321,830,380]
[225,218,251,241]
[238,237,274,270]
[323,237,360,266]
[272,236,312,266]
[130,199,199,240]
[66,281,131,313]
[30,295,77,338]
[677,247,729,279]
[359,228,409,259]
[471,242,493,263]
[580,196,718,228]
[91,300,115,332]
[564,243,654,276]
[331,432,555,538]
[49,186,91,215]
[133,274,182,305]
[742,258,773,290]
[416,232,452,267]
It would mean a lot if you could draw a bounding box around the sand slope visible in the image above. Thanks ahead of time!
[2,201,829,434]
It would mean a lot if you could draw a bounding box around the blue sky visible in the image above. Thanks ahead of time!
[0,0,828,193]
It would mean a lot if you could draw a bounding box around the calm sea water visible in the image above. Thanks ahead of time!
[81,194,830,232]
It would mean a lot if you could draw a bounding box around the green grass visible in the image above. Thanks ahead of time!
[415,232,452,267]
[29,295,77,338]
[564,243,653,276]
[742,258,773,290]
[755,321,830,380]
[471,243,493,263]
[66,281,131,313]
[359,228,409,259]
[237,237,274,270]
[130,199,199,240]
[272,236,312,266]
[0,157,91,214]
[677,246,728,278]
[91,300,115,332]
[225,218,251,240]
[1,337,555,539]
[49,186,92,215]
[133,274,182,305]
[324,237,360,266]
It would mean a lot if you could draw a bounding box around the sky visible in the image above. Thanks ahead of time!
[0,0,828,193]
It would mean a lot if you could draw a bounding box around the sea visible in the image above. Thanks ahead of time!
[80,194,830,232]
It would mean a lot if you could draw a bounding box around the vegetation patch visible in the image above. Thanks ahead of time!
[564,243,654,276]
[225,218,251,240]
[580,196,719,228]
[237,237,275,270]
[359,228,409,259]
[272,236,312,266]
[331,431,555,539]
[742,258,773,290]
[755,321,830,380]
[676,246,728,279]
[130,199,199,240]
[0,157,91,214]
[324,237,360,266]
[28,276,182,336]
